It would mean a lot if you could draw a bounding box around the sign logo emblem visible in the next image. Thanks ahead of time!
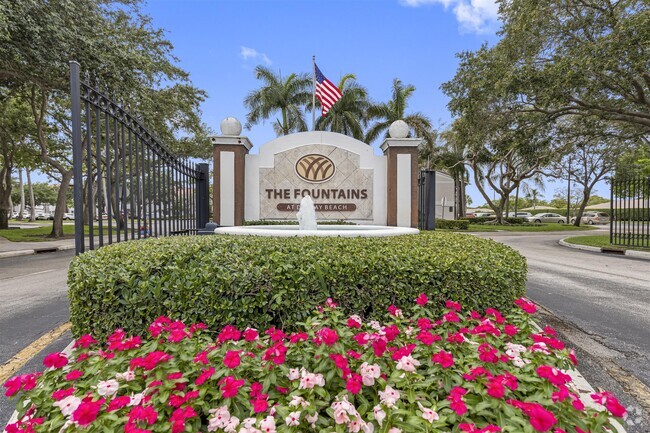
[295,154,335,183]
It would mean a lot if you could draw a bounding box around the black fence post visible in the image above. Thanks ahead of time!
[70,61,84,255]
[196,163,209,230]
[418,170,436,231]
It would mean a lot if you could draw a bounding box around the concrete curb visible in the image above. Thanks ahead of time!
[0,244,75,260]
[559,238,650,261]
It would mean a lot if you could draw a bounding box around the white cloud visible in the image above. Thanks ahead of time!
[240,46,272,66]
[399,0,499,34]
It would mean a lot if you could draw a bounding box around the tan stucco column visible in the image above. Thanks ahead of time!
[381,137,421,228]
[211,135,252,226]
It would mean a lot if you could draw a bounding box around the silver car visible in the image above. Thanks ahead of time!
[528,213,566,224]
[571,212,610,225]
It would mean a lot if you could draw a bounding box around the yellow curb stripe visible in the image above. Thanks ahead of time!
[0,322,72,384]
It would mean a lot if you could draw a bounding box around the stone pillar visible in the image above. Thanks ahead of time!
[381,122,421,228]
[211,118,252,226]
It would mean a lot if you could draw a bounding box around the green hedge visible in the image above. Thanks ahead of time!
[68,233,527,340]
[436,219,470,230]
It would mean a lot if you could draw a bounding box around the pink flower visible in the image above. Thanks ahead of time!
[220,376,245,398]
[443,311,460,323]
[527,404,557,432]
[372,339,387,357]
[127,405,158,425]
[51,387,75,401]
[347,350,361,359]
[359,362,381,386]
[384,324,400,341]
[387,305,402,317]
[266,327,287,341]
[329,353,349,370]
[252,397,269,413]
[432,350,454,368]
[325,298,338,308]
[318,327,339,346]
[129,351,172,370]
[223,351,241,369]
[486,376,506,399]
[170,406,197,433]
[193,351,209,365]
[243,328,259,341]
[72,398,105,426]
[195,367,215,385]
[285,411,301,426]
[536,366,572,387]
[447,387,467,416]
[346,374,363,394]
[347,316,362,328]
[591,391,627,418]
[416,330,440,345]
[217,325,241,343]
[262,342,288,365]
[416,293,429,305]
[504,324,519,336]
[64,370,83,381]
[289,332,308,343]
[446,300,462,311]
[417,317,433,330]
[478,343,499,363]
[568,349,578,366]
[514,298,537,314]
[107,395,131,412]
[396,355,421,372]
[73,334,98,349]
[43,352,68,369]
[447,332,465,344]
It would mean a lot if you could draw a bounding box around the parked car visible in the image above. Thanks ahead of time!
[571,212,610,225]
[527,213,566,224]
[465,212,477,218]
[63,212,75,220]
[474,212,496,218]
[35,212,51,220]
[506,212,533,219]
[94,213,109,220]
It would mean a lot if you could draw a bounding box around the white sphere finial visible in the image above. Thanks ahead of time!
[220,117,242,136]
[388,120,409,139]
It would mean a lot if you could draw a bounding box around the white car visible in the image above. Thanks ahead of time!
[63,213,75,220]
[527,213,566,224]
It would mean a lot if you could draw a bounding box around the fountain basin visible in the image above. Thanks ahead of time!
[214,224,419,237]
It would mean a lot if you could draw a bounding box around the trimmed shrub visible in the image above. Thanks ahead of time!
[68,232,527,340]
[435,219,470,230]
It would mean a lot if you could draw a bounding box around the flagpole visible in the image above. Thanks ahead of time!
[312,55,316,131]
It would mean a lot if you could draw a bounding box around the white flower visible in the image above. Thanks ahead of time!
[208,406,231,431]
[418,402,439,423]
[348,420,363,432]
[396,355,420,373]
[128,392,145,406]
[373,405,386,426]
[388,428,402,433]
[360,362,381,386]
[53,395,81,417]
[333,408,350,424]
[289,395,309,408]
[224,416,240,433]
[259,416,276,433]
[362,422,375,433]
[96,379,119,397]
[116,370,135,382]
[305,413,318,427]
[299,369,325,389]
[404,326,415,336]
[378,385,401,408]
[369,321,382,330]
[285,411,301,426]
[288,368,300,380]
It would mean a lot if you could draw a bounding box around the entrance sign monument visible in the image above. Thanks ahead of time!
[212,118,421,228]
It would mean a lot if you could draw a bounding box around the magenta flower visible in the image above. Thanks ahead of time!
[223,351,241,369]
[432,350,454,368]
[43,352,68,369]
[416,293,428,305]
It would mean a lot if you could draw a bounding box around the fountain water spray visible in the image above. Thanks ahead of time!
[296,195,318,230]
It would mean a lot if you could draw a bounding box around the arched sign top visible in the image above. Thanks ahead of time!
[258,131,376,158]
[295,154,336,183]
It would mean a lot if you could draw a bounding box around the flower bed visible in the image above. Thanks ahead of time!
[4,297,625,433]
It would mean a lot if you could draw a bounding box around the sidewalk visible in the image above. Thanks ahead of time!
[559,237,650,261]
[0,235,76,259]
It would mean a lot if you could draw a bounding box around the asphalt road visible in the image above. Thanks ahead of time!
[0,250,73,365]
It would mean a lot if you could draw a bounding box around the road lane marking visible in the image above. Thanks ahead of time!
[0,322,71,384]
[0,269,56,281]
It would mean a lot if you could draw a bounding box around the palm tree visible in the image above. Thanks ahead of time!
[315,74,370,141]
[244,66,312,136]
[365,79,434,145]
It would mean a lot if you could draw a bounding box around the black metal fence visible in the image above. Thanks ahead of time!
[418,170,436,230]
[610,175,650,249]
[70,61,209,254]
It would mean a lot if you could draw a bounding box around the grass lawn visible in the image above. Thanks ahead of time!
[0,225,103,242]
[563,234,650,252]
[464,223,597,232]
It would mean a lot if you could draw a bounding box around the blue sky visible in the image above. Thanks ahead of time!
[139,0,535,206]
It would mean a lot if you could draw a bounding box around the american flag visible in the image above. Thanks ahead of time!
[315,64,342,116]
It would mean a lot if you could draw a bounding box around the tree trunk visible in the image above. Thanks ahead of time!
[514,185,519,214]
[49,172,72,238]
[0,163,11,230]
[573,187,592,227]
[27,169,35,221]
[17,168,25,220]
